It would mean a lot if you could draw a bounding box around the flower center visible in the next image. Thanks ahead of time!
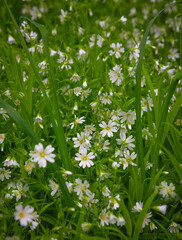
[82,155,88,161]
[106,126,111,131]
[114,47,119,52]
[40,152,45,158]
[117,72,121,77]
[18,211,25,219]
[167,187,173,194]
[101,214,106,220]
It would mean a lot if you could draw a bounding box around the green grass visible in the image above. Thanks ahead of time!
[0,0,182,239]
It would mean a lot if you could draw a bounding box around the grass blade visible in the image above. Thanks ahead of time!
[120,198,132,237]
[0,99,39,144]
[161,145,182,180]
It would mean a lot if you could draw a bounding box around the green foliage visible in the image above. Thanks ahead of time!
[0,0,181,239]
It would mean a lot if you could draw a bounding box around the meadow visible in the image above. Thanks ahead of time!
[0,0,182,239]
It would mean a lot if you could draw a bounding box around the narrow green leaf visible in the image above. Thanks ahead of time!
[39,201,56,214]
[142,66,158,126]
[144,167,164,202]
[161,145,182,180]
[0,99,39,144]
[120,198,132,236]
[79,235,108,240]
[162,94,182,144]
[103,226,129,240]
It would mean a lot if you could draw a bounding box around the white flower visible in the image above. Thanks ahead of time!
[30,211,40,230]
[30,6,42,20]
[120,110,136,128]
[116,134,135,151]
[70,116,85,129]
[5,236,20,240]
[100,93,112,105]
[99,120,118,137]
[49,179,59,196]
[99,209,109,226]
[142,212,152,228]
[150,222,157,231]
[153,205,167,215]
[168,48,180,61]
[169,222,182,233]
[34,114,43,124]
[81,222,92,231]
[102,186,111,197]
[57,51,65,63]
[66,181,73,193]
[3,157,20,168]
[38,60,47,70]
[159,181,176,199]
[117,215,125,226]
[12,182,29,201]
[29,143,56,168]
[89,34,104,48]
[100,172,110,181]
[72,132,91,150]
[74,178,93,200]
[84,124,96,135]
[0,134,5,144]
[108,212,117,224]
[129,45,140,62]
[120,16,127,24]
[109,43,124,58]
[0,168,11,181]
[0,108,9,120]
[60,9,68,22]
[8,36,16,44]
[24,161,35,174]
[14,204,34,226]
[70,73,81,82]
[102,140,110,151]
[108,65,123,86]
[77,49,87,61]
[132,201,143,212]
[107,195,120,210]
[89,34,96,48]
[75,148,95,168]
[141,96,153,112]
[97,35,104,47]
[112,161,120,169]
[78,27,84,35]
[120,150,137,170]
[81,89,92,100]
[74,87,82,96]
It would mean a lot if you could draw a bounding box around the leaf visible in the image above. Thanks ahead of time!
[161,145,182,180]
[120,198,132,237]
[0,99,39,144]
